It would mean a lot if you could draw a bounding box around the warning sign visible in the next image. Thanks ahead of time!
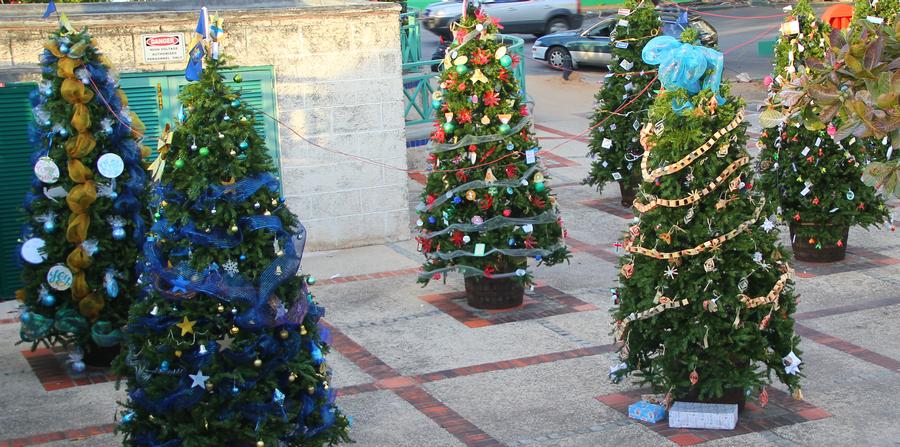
[141,33,185,63]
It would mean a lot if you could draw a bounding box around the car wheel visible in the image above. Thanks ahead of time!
[546,47,570,70]
[545,17,569,36]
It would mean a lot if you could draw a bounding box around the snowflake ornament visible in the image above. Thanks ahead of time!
[664,265,678,279]
[223,259,239,276]
[761,217,776,233]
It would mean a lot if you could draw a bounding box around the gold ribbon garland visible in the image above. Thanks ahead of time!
[624,198,766,260]
[633,156,750,213]
[641,110,745,182]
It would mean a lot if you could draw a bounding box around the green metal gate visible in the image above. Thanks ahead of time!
[0,83,37,299]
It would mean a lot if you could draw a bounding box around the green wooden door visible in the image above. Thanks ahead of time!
[0,83,37,299]
[120,67,281,179]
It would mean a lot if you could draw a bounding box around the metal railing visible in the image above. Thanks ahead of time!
[402,33,527,127]
[400,9,422,65]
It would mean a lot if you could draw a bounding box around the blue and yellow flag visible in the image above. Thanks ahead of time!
[185,7,209,81]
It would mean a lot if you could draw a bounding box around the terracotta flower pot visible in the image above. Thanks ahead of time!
[464,276,524,309]
[789,222,849,263]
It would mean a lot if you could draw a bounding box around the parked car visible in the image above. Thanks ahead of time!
[422,0,584,40]
[532,10,717,69]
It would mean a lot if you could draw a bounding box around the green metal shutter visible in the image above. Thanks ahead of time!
[118,75,168,159]
[120,67,281,178]
[0,83,37,299]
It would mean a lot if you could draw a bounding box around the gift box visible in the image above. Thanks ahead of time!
[628,400,667,423]
[668,401,738,430]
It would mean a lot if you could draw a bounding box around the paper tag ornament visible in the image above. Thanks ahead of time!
[34,157,60,184]
[615,41,629,49]
[618,8,631,16]
[47,264,74,291]
[617,19,629,28]
[97,153,125,179]
[525,149,537,164]
[620,59,634,70]
[781,20,800,35]
[21,238,48,264]
[601,138,613,149]
[866,16,884,24]
[473,243,486,257]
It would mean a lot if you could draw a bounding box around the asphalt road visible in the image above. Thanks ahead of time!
[418,5,828,80]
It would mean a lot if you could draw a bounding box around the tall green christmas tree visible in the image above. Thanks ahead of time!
[114,23,349,446]
[851,0,898,29]
[417,6,569,299]
[585,0,661,207]
[18,21,148,361]
[611,31,803,403]
[756,0,889,260]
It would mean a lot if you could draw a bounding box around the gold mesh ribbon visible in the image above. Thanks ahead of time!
[641,110,744,182]
[58,51,101,313]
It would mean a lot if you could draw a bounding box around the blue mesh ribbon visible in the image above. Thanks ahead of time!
[641,36,725,113]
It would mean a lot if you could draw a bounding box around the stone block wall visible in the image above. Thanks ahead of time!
[0,0,410,251]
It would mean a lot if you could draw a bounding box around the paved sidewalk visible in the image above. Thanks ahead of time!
[2,74,899,447]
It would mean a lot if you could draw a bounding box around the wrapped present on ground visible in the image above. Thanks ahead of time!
[628,400,667,423]
[668,401,738,430]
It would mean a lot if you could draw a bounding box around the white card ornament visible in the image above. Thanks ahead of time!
[612,172,623,181]
[617,19,629,27]
[783,351,802,375]
[97,153,124,179]
[781,20,800,35]
[814,137,821,147]
[624,82,634,92]
[47,264,74,291]
[615,41,629,49]
[610,123,617,130]
[617,8,631,16]
[21,238,48,264]
[525,149,537,164]
[801,147,810,156]
[866,16,884,24]
[473,243,486,257]
[601,138,613,149]
[620,59,634,70]
[34,157,60,184]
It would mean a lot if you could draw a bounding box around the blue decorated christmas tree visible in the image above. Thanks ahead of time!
[18,21,149,364]
[114,17,350,447]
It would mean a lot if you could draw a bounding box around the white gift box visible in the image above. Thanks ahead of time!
[668,401,738,430]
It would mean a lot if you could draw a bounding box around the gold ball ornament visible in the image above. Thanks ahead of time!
[205,382,214,391]
[279,329,290,339]
[230,326,240,335]
[308,386,315,394]
[254,358,263,368]
[217,304,225,313]
[299,325,308,335]
[257,442,265,447]
[175,350,182,358]
[288,372,298,382]
[230,224,239,233]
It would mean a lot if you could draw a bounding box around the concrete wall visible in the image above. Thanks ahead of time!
[0,0,410,251]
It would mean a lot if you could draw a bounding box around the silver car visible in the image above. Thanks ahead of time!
[422,0,584,40]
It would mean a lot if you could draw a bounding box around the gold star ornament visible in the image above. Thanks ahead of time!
[176,316,197,336]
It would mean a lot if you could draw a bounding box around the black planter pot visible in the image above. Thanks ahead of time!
[82,341,121,368]
[789,222,849,263]
[464,276,524,309]
[618,180,637,208]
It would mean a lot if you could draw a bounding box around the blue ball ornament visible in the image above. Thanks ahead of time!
[112,227,126,240]
[20,311,31,323]
[499,124,511,134]
[239,141,249,149]
[167,226,175,234]
[232,386,240,394]
[59,43,70,53]
[160,361,170,372]
[239,254,247,261]
[432,99,442,109]
[71,361,85,373]
[43,221,56,233]
[506,187,514,195]
[443,122,456,133]
[306,276,316,285]
[506,143,515,151]
[453,196,462,204]
[121,412,135,424]
[428,216,436,224]
[535,255,543,261]
[231,99,241,107]
[59,128,68,137]
[41,294,56,306]
[500,55,513,67]
[109,191,118,200]
[508,238,515,247]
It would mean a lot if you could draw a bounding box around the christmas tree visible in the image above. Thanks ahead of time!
[610,31,803,403]
[756,0,889,260]
[18,20,149,362]
[851,0,898,29]
[417,5,569,305]
[585,0,661,206]
[114,22,349,446]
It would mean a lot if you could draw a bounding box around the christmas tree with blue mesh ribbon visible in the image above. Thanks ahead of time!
[114,17,349,447]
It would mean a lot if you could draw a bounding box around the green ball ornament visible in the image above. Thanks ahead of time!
[233,74,243,83]
[455,64,468,75]
[174,159,185,169]
[431,98,442,109]
[498,123,511,134]
[306,276,316,285]
[499,55,512,68]
[199,147,210,156]
[231,99,240,107]
[443,122,456,132]
[534,182,545,193]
